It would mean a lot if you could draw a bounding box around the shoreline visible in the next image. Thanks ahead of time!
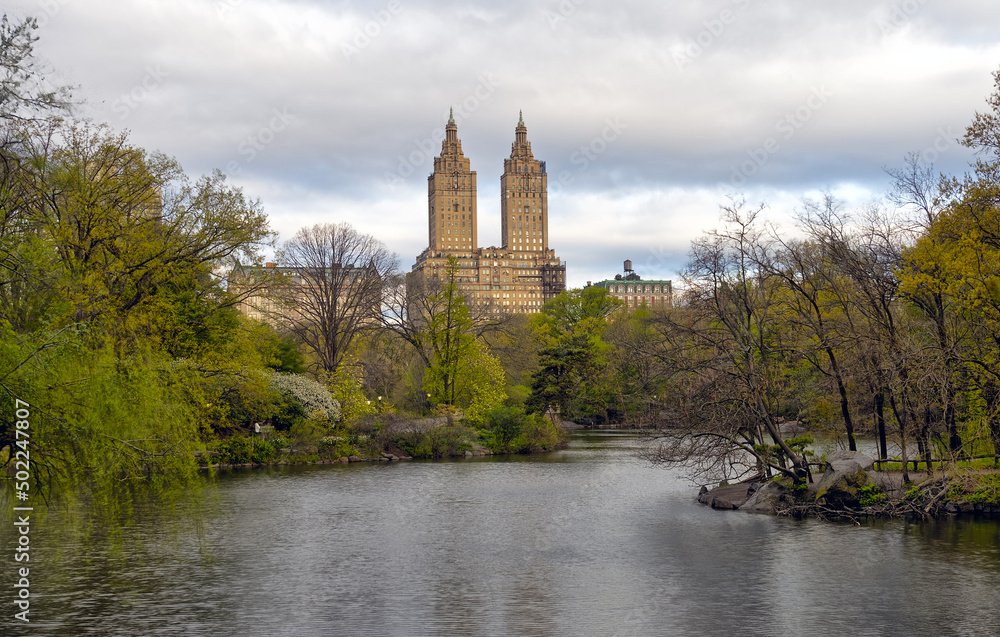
[697,451,1000,521]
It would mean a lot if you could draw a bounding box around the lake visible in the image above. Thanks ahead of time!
[4,431,1000,636]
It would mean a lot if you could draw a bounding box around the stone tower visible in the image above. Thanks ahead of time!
[411,110,565,314]
[500,111,548,253]
[427,108,478,254]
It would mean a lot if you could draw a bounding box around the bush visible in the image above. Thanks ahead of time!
[948,472,1000,504]
[215,436,276,464]
[479,407,568,454]
[268,373,341,430]
[858,483,887,507]
[289,418,328,454]
[392,426,477,459]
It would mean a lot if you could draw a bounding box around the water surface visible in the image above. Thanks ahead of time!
[4,432,999,636]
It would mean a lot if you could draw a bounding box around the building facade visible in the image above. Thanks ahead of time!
[230,261,380,326]
[590,260,672,309]
[412,111,566,313]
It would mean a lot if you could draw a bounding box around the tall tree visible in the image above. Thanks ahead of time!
[648,201,809,481]
[526,285,621,422]
[281,222,398,374]
[0,14,72,122]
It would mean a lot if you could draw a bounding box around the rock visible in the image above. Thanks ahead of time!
[697,483,751,510]
[333,456,349,463]
[778,421,807,435]
[464,450,474,458]
[827,449,875,470]
[740,481,793,514]
[348,455,362,462]
[814,450,876,508]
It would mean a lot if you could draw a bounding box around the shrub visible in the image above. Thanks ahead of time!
[215,436,276,465]
[479,407,567,454]
[947,472,1000,504]
[268,373,341,430]
[289,418,329,454]
[858,483,887,507]
[392,426,477,459]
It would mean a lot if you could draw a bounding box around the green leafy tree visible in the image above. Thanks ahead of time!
[418,257,507,416]
[527,285,621,422]
[422,256,476,407]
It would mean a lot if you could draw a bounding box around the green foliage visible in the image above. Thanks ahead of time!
[504,384,531,409]
[257,330,306,374]
[753,436,814,468]
[478,406,568,454]
[0,324,201,492]
[214,436,276,465]
[463,341,508,424]
[479,406,525,453]
[394,426,477,459]
[320,435,355,459]
[858,483,888,507]
[288,418,329,454]
[947,472,1000,504]
[326,364,375,424]
[527,287,620,422]
[417,259,507,418]
[422,256,476,407]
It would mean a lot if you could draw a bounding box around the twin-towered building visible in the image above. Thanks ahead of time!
[411,111,566,313]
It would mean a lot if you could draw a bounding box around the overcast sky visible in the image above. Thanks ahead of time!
[14,0,1000,286]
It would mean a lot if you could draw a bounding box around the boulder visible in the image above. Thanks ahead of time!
[697,483,751,510]
[778,421,807,435]
[814,450,876,508]
[739,481,792,514]
[827,449,875,470]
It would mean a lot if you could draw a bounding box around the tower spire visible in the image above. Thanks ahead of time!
[518,109,524,126]
[446,106,458,143]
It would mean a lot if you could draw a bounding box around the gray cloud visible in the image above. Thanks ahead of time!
[13,0,1000,287]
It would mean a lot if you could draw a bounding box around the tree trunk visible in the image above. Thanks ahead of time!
[889,392,909,483]
[825,346,856,451]
[874,390,888,461]
[982,380,1000,468]
[921,404,934,473]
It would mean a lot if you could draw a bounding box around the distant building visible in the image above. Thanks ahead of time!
[411,111,566,313]
[229,261,379,326]
[229,262,303,324]
[589,260,672,309]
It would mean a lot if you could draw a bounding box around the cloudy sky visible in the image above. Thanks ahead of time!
[15,0,1000,286]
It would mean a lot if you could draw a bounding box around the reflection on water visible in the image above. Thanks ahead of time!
[3,432,1000,636]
